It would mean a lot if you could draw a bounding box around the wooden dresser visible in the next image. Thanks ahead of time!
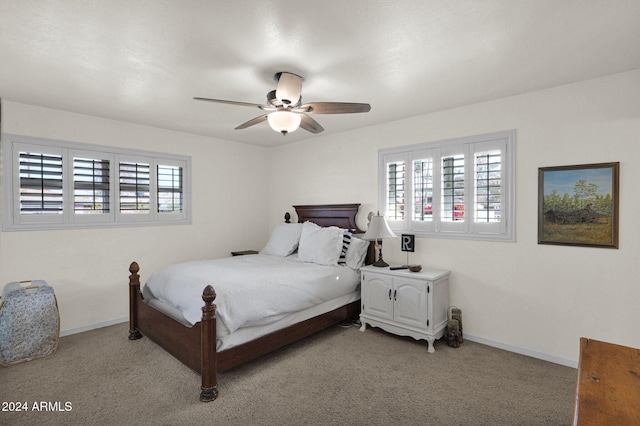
[573,338,640,425]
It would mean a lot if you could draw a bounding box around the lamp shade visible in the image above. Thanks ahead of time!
[267,111,301,134]
[362,214,397,241]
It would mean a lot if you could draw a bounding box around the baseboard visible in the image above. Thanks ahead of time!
[464,333,578,369]
[60,316,128,337]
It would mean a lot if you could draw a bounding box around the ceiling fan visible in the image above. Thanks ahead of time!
[194,72,371,135]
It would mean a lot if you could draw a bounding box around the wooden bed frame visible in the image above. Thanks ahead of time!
[128,203,371,401]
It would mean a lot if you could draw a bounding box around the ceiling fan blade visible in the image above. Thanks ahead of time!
[296,102,371,114]
[235,114,268,130]
[275,72,302,106]
[299,114,324,134]
[193,97,272,110]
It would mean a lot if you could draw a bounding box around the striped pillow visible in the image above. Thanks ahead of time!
[338,229,355,265]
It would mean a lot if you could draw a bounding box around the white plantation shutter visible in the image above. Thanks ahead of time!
[470,139,508,236]
[155,159,187,222]
[73,156,110,214]
[474,149,501,223]
[3,134,191,230]
[409,149,436,233]
[157,164,183,213]
[440,154,465,223]
[437,146,465,234]
[118,160,151,215]
[386,160,405,221]
[19,151,64,215]
[412,157,434,222]
[379,130,515,241]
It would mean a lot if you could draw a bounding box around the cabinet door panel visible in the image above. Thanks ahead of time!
[362,274,394,320]
[394,278,427,327]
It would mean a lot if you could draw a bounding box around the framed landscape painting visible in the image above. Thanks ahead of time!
[538,162,619,248]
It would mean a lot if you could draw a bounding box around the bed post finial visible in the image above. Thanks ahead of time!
[128,262,143,340]
[200,285,218,402]
[201,285,217,315]
[129,262,140,283]
[284,212,291,223]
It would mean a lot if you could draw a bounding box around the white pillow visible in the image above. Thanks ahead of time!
[297,221,344,266]
[345,236,370,269]
[260,223,303,256]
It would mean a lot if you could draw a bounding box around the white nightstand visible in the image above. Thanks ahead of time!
[359,265,450,353]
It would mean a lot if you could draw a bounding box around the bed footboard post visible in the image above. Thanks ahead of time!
[128,262,143,340]
[200,285,218,402]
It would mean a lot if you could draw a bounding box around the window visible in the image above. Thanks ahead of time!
[387,160,405,220]
[441,153,465,222]
[2,134,191,230]
[118,160,151,215]
[474,149,502,223]
[73,156,110,215]
[379,130,515,241]
[413,158,433,222]
[157,164,183,213]
[19,151,64,216]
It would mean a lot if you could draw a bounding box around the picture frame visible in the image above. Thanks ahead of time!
[401,234,415,252]
[538,162,619,248]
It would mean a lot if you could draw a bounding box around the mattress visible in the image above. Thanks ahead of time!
[146,289,360,351]
[142,253,361,350]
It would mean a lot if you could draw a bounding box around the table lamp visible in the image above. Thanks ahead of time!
[362,211,397,267]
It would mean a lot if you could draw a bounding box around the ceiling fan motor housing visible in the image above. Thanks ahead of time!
[274,72,303,106]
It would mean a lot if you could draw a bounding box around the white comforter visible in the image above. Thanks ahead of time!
[144,254,360,335]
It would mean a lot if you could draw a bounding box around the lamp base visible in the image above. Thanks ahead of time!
[372,259,389,267]
[371,242,389,267]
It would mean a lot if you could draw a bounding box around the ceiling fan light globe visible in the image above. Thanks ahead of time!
[268,111,301,134]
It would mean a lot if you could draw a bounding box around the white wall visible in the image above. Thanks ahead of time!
[268,69,640,366]
[0,101,271,334]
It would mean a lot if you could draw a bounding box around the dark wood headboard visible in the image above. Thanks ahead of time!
[293,203,364,233]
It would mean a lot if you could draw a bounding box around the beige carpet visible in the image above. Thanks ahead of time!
[1,322,576,425]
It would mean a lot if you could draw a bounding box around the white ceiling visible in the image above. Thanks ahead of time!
[1,1,639,147]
